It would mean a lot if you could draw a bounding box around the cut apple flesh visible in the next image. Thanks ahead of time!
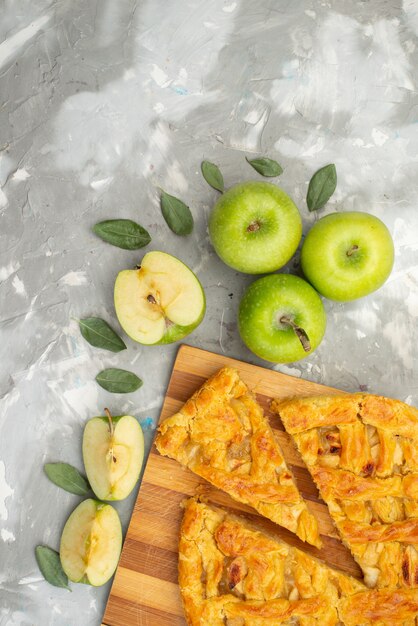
[114,250,205,344]
[60,499,122,586]
[83,415,144,501]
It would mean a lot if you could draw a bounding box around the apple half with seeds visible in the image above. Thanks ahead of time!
[60,499,122,586]
[114,250,205,344]
[83,410,144,501]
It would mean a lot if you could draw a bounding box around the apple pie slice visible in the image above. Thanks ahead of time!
[179,498,418,626]
[272,393,418,589]
[155,367,321,547]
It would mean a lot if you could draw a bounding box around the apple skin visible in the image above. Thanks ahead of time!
[209,181,302,274]
[238,274,326,363]
[114,251,206,345]
[301,212,394,302]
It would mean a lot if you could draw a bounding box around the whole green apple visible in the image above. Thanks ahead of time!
[209,181,302,274]
[301,212,394,301]
[114,251,206,345]
[238,274,326,363]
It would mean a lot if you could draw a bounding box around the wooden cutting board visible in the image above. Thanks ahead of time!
[102,345,361,626]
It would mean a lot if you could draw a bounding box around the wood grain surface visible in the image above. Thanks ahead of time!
[102,345,362,626]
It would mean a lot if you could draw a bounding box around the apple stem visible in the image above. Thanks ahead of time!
[346,244,359,257]
[104,408,115,439]
[280,316,311,353]
[247,221,260,232]
[147,294,157,304]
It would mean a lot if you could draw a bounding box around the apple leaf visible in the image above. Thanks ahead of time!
[78,317,127,353]
[160,191,194,235]
[307,164,337,211]
[44,462,91,496]
[201,161,224,192]
[246,157,283,177]
[35,546,71,590]
[93,219,151,250]
[96,368,143,393]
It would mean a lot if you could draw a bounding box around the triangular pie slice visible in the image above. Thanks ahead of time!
[179,498,418,626]
[155,367,321,547]
[272,393,418,589]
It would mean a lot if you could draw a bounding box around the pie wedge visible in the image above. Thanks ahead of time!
[272,393,418,589]
[155,367,320,547]
[179,498,418,626]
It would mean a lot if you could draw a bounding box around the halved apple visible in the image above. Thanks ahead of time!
[114,250,205,344]
[83,411,144,501]
[60,499,122,586]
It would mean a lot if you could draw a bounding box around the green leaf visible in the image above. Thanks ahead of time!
[44,463,90,496]
[201,161,224,192]
[306,164,337,211]
[245,157,283,177]
[35,546,70,590]
[93,219,151,250]
[78,317,127,353]
[160,191,194,236]
[96,368,143,393]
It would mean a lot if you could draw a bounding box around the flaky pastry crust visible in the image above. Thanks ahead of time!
[179,498,376,625]
[155,367,320,547]
[272,393,418,589]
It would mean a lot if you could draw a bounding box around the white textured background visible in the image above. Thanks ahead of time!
[1,0,418,623]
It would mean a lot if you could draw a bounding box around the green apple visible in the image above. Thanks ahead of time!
[83,410,144,501]
[60,499,122,586]
[301,212,394,301]
[114,250,205,344]
[209,181,302,274]
[238,274,326,363]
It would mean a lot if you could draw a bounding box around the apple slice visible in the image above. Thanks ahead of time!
[114,250,205,344]
[83,410,144,501]
[60,499,122,586]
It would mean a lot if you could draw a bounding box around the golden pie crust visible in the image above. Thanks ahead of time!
[155,367,320,547]
[272,393,418,589]
[179,498,418,626]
